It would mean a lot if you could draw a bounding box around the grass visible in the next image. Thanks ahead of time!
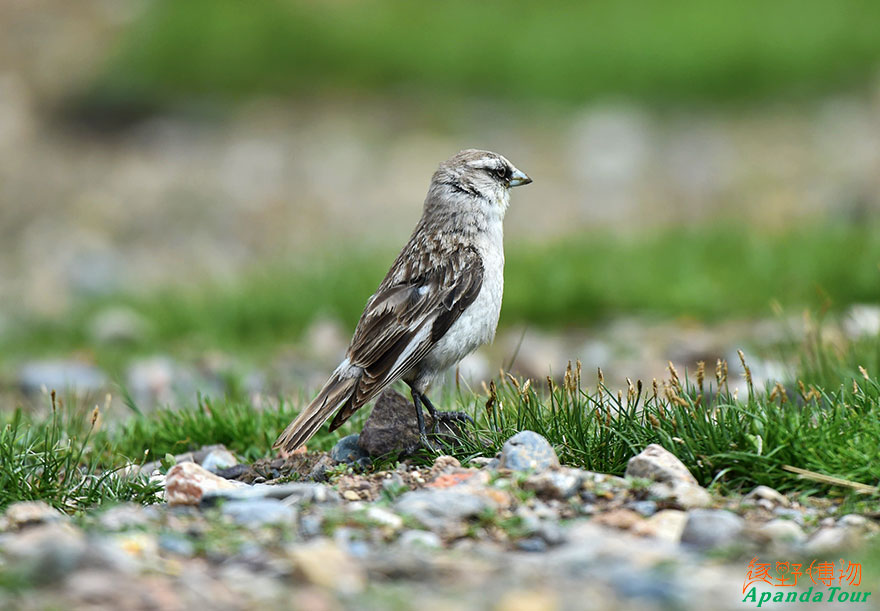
[2,320,878,513]
[2,223,879,369]
[78,0,880,118]
[0,392,162,513]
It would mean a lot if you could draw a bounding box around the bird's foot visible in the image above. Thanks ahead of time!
[433,411,475,426]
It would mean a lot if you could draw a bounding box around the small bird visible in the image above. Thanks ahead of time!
[274,149,532,453]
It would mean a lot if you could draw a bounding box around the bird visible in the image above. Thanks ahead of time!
[273,149,532,453]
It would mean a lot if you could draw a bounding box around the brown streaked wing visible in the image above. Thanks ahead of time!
[327,245,484,431]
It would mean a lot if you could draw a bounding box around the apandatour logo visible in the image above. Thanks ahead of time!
[742,557,872,607]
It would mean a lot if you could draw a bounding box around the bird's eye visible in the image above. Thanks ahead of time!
[494,167,508,180]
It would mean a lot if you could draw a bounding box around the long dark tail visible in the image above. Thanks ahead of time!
[273,371,359,453]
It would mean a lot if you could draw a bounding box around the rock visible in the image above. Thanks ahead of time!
[381,472,408,496]
[2,501,64,530]
[200,448,239,473]
[398,530,442,549]
[805,527,858,553]
[17,360,107,396]
[625,444,698,485]
[496,589,559,611]
[289,539,365,593]
[680,509,745,550]
[88,306,149,345]
[342,490,361,501]
[395,489,492,535]
[366,507,403,530]
[498,431,559,472]
[758,519,806,543]
[202,482,340,506]
[648,481,711,509]
[221,499,297,526]
[628,501,658,517]
[516,537,548,553]
[357,389,423,456]
[632,509,688,543]
[842,304,880,339]
[522,468,583,499]
[125,356,176,406]
[3,523,133,583]
[96,504,154,531]
[165,462,245,505]
[307,455,336,482]
[743,485,790,508]
[468,456,498,469]
[837,514,877,534]
[772,507,805,524]
[593,509,643,530]
[331,434,371,466]
[157,533,195,557]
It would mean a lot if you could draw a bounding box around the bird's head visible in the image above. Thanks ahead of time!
[429,149,532,217]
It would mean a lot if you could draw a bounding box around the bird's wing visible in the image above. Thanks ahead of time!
[327,243,484,430]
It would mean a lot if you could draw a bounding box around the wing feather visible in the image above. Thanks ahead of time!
[326,244,484,431]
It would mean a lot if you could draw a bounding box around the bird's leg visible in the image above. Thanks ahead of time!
[419,393,474,431]
[418,392,439,433]
[410,391,434,450]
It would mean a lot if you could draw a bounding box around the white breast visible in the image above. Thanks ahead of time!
[421,222,505,373]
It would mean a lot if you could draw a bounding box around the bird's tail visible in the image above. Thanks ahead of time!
[273,370,360,453]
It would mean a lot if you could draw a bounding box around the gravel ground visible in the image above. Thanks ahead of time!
[2,435,877,610]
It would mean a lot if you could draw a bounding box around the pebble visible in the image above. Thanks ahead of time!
[498,431,560,472]
[331,434,371,466]
[628,500,658,517]
[202,482,340,506]
[366,507,403,530]
[522,468,583,499]
[398,530,442,549]
[221,499,297,526]
[647,481,711,509]
[757,519,806,543]
[804,527,856,553]
[88,306,149,345]
[201,448,239,473]
[625,444,698,485]
[2,501,64,530]
[772,507,805,524]
[743,485,790,508]
[17,360,107,396]
[288,539,365,594]
[165,462,245,505]
[632,509,688,543]
[680,509,745,550]
[97,504,154,531]
[395,489,492,535]
[157,533,196,557]
[516,537,548,553]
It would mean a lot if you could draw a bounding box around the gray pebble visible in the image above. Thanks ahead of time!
[395,489,490,533]
[498,431,559,472]
[398,530,442,549]
[516,537,548,552]
[221,499,297,526]
[158,533,195,557]
[331,434,370,465]
[680,509,745,550]
[628,500,658,517]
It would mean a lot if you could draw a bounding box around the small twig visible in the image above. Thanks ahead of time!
[782,465,879,494]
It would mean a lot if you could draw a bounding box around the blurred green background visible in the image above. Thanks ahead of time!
[1,0,879,402]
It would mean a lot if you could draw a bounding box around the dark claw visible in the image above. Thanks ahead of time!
[434,411,475,426]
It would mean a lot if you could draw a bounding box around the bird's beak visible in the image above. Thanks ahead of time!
[509,168,532,187]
